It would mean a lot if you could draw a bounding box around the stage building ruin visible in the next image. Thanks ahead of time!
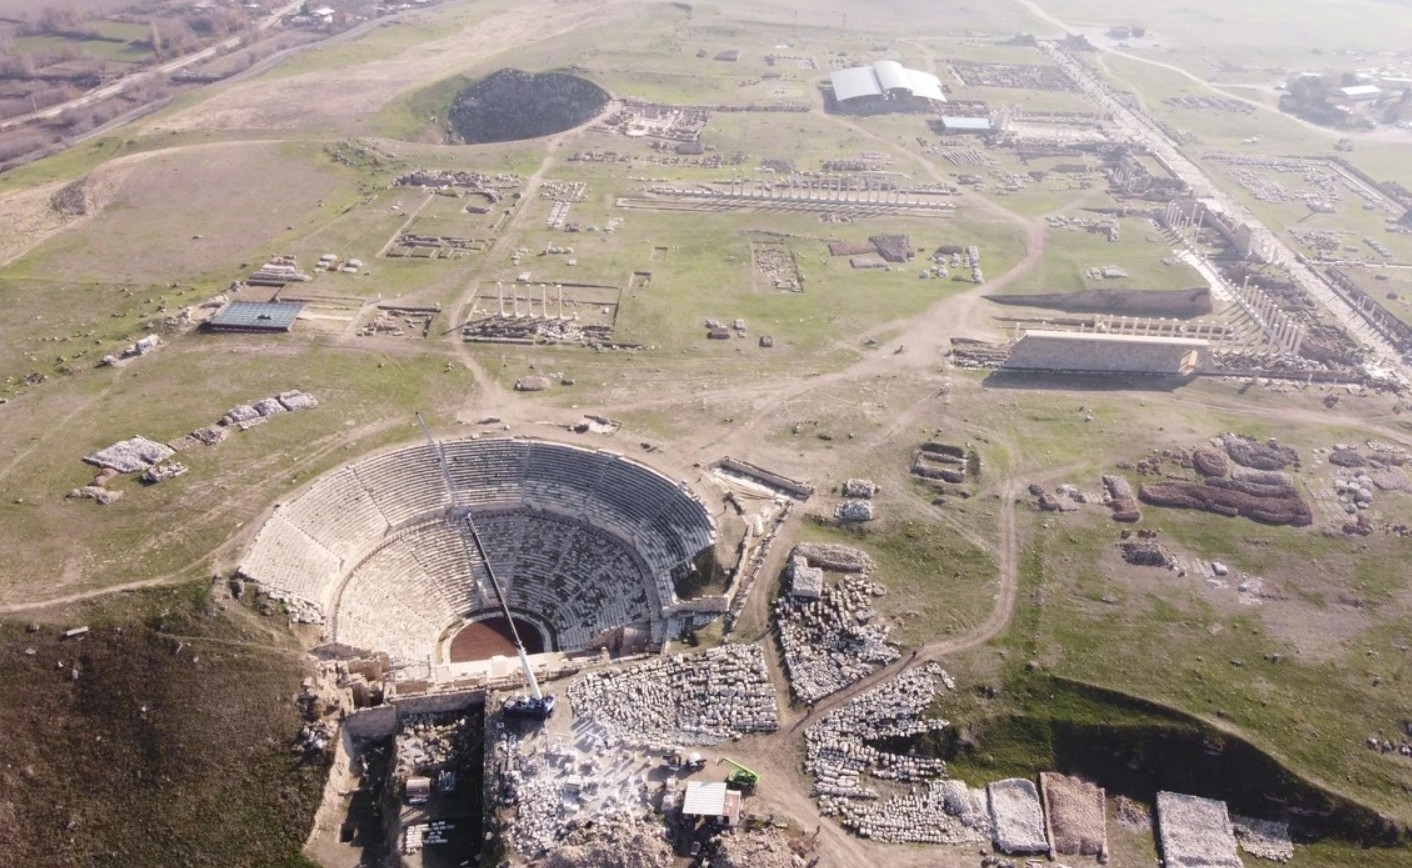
[1004,330,1207,376]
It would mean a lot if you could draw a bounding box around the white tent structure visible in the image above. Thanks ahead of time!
[830,60,946,104]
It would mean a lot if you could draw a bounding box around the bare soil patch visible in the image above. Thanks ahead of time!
[148,0,619,136]
[448,615,545,661]
[22,141,343,284]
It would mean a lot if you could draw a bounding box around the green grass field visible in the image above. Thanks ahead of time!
[2,0,1412,862]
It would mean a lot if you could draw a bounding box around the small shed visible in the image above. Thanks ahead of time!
[682,781,742,825]
[1338,84,1382,101]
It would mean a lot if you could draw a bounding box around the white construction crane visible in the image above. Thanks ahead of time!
[417,414,554,721]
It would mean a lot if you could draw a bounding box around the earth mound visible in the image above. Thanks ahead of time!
[448,69,609,144]
[986,287,1213,319]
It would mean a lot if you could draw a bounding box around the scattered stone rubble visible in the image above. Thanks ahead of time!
[567,644,778,746]
[540,816,674,868]
[247,255,311,286]
[1101,475,1141,522]
[291,719,334,757]
[1114,794,1151,832]
[706,827,797,868]
[806,664,956,838]
[1364,727,1412,758]
[791,543,874,573]
[504,651,774,860]
[842,478,878,498]
[835,499,875,522]
[395,713,479,781]
[494,727,658,859]
[140,461,188,485]
[1137,435,1312,527]
[98,333,161,367]
[912,441,971,486]
[1119,534,1174,567]
[394,169,521,192]
[218,391,319,431]
[1031,483,1086,512]
[67,483,123,505]
[1232,815,1294,863]
[776,569,897,703]
[83,436,174,473]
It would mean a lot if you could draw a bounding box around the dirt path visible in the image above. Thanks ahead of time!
[442,124,589,413]
[715,477,1025,868]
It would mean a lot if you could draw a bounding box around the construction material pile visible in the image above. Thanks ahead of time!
[988,778,1049,854]
[83,436,174,474]
[217,390,319,431]
[567,644,778,746]
[842,478,878,498]
[1040,772,1107,858]
[707,828,798,868]
[836,499,874,522]
[806,664,957,839]
[776,571,898,703]
[394,713,479,780]
[791,543,874,573]
[843,778,991,846]
[540,815,674,868]
[1155,791,1243,868]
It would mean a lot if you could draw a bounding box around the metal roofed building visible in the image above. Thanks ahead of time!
[829,60,946,111]
[1004,330,1207,376]
[681,781,742,825]
[207,301,305,332]
[940,115,993,133]
[1338,84,1383,101]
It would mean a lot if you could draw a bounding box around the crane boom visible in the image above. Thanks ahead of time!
[416,414,553,718]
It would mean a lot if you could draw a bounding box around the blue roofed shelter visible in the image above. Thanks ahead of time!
[207,301,305,333]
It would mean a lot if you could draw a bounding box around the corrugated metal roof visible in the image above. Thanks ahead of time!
[874,60,910,92]
[208,301,304,331]
[831,62,946,103]
[942,116,992,131]
[907,69,946,102]
[831,66,883,102]
[682,781,729,816]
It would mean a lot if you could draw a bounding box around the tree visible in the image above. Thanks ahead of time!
[37,6,84,36]
[1286,74,1332,109]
